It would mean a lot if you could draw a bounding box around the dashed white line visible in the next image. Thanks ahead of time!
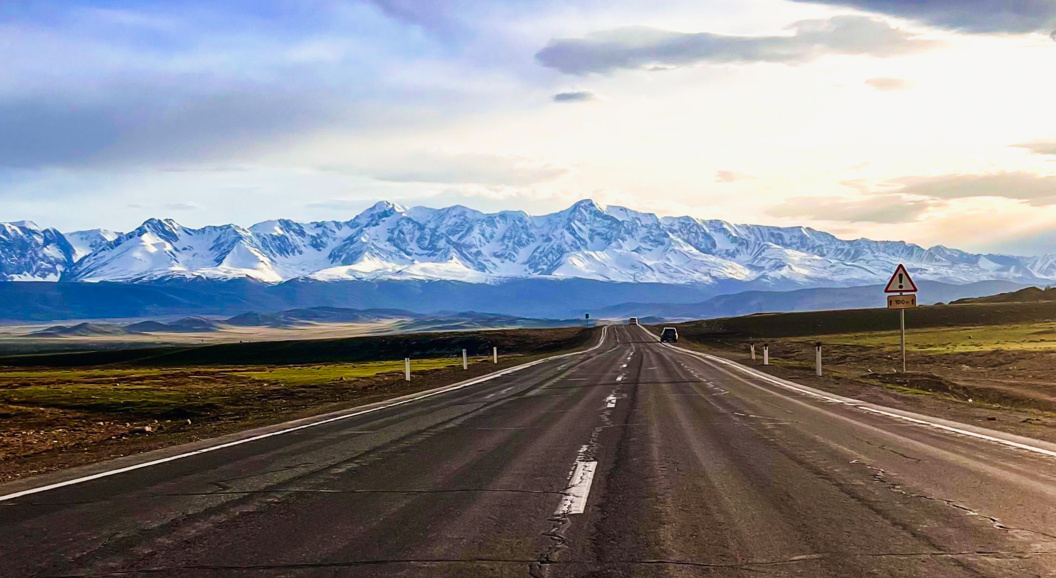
[555,461,597,515]
[605,395,617,408]
[484,386,514,399]
[616,375,623,382]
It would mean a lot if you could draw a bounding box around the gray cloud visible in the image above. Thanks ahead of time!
[162,202,202,211]
[895,172,1056,205]
[790,0,1056,34]
[1013,141,1056,156]
[553,91,598,102]
[0,87,353,170]
[535,16,938,74]
[330,151,570,186]
[769,193,933,223]
[865,77,913,90]
[359,0,452,32]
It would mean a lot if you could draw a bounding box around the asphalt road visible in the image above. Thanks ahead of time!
[4,324,1056,577]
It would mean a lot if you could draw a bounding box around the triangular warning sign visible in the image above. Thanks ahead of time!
[884,264,918,293]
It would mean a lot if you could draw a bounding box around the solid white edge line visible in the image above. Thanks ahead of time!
[636,326,1056,461]
[0,326,611,503]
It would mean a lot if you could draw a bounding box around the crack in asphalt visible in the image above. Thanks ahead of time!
[853,436,922,462]
[851,460,1056,542]
[16,488,572,505]
[531,346,635,577]
[37,353,604,572]
[47,549,1056,577]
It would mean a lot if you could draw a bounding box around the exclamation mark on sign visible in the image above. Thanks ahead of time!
[898,273,903,289]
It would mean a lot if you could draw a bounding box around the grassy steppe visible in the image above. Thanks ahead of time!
[0,326,596,483]
[662,301,1056,444]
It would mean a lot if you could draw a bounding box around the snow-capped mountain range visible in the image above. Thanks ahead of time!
[2,200,1055,288]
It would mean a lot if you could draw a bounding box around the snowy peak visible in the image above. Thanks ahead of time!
[66,229,121,261]
[0,221,74,281]
[2,201,1055,288]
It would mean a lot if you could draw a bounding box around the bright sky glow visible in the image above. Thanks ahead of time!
[1,0,1055,255]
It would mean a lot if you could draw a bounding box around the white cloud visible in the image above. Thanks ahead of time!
[769,193,934,223]
[715,170,756,183]
[865,77,913,91]
[894,172,1056,206]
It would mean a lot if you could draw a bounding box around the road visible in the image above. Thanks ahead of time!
[3,324,1056,576]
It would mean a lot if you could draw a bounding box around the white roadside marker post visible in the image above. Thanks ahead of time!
[763,344,769,366]
[750,343,756,361]
[405,358,411,381]
[462,349,468,370]
[815,342,822,377]
[493,346,498,364]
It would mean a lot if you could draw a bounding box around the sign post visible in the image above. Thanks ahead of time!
[884,264,918,373]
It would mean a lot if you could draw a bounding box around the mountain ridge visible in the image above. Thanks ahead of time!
[2,200,1054,288]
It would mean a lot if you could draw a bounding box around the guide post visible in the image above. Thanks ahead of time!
[884,264,918,373]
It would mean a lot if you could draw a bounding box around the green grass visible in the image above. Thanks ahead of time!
[882,384,936,397]
[785,322,1056,353]
[0,368,173,380]
[0,356,504,418]
[240,357,491,385]
[672,301,1056,341]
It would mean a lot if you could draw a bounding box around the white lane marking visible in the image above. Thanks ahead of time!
[621,364,627,369]
[484,386,514,399]
[857,406,1056,459]
[641,327,1056,461]
[616,375,623,382]
[555,461,597,515]
[605,395,617,408]
[0,327,614,503]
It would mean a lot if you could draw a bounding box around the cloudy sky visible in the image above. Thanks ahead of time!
[2,0,1055,255]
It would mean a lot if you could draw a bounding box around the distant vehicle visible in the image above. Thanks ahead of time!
[629,317,638,325]
[660,327,678,343]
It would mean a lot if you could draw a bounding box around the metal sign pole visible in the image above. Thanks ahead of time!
[900,304,906,373]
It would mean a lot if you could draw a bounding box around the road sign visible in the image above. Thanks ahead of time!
[884,264,918,293]
[887,294,916,310]
[883,264,918,374]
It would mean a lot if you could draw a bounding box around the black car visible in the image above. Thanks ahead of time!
[660,327,678,343]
